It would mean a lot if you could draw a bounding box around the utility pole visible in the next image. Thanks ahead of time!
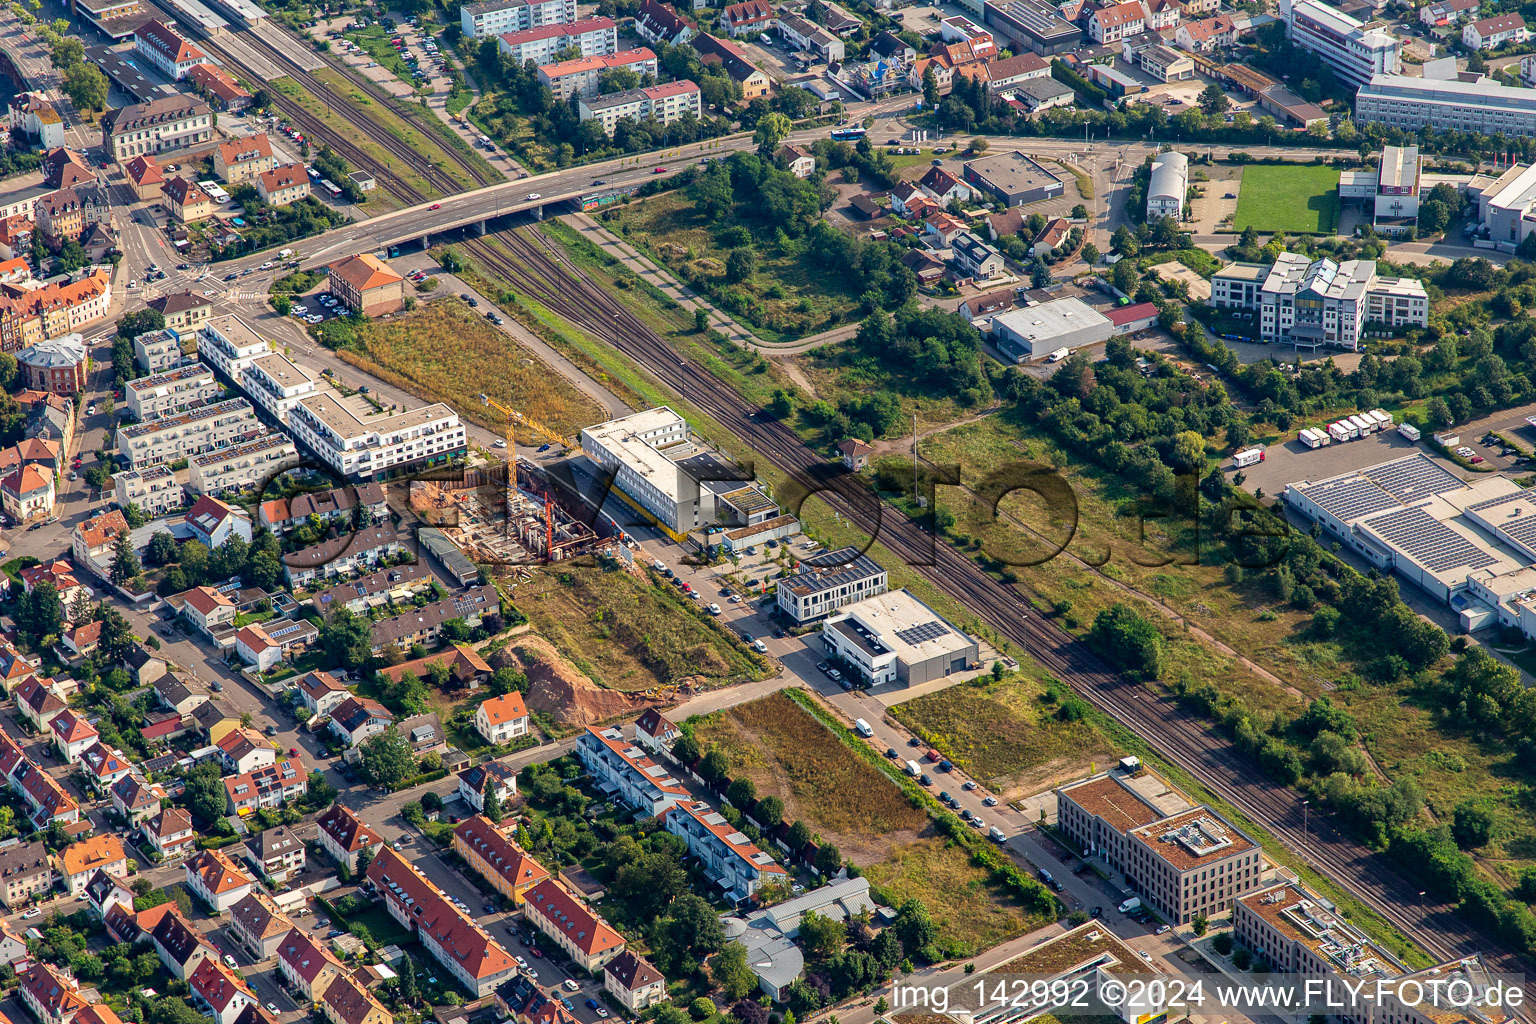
[912,413,918,506]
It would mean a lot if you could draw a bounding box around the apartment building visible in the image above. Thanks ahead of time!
[581,406,736,536]
[224,760,307,816]
[318,972,389,1024]
[721,0,773,35]
[690,34,771,98]
[0,840,51,908]
[185,63,252,111]
[58,835,127,896]
[102,95,214,162]
[114,464,182,517]
[775,13,844,59]
[239,352,322,425]
[36,184,109,246]
[309,561,434,616]
[185,848,255,913]
[163,176,213,224]
[116,397,261,469]
[287,393,465,480]
[214,135,276,187]
[369,586,497,652]
[578,81,701,135]
[257,163,310,207]
[1357,71,1536,137]
[537,49,659,100]
[576,725,689,816]
[366,848,518,997]
[124,364,218,422]
[326,253,405,316]
[1057,758,1264,925]
[282,522,405,588]
[1463,12,1525,48]
[453,815,550,904]
[776,546,887,624]
[133,327,190,374]
[228,892,293,960]
[1280,0,1399,88]
[461,0,576,38]
[20,962,85,1024]
[1209,252,1427,350]
[499,16,617,63]
[187,432,299,497]
[665,799,787,901]
[1089,0,1145,41]
[17,335,89,394]
[316,804,382,873]
[522,881,625,971]
[277,928,344,1002]
[9,93,65,148]
[148,291,213,334]
[197,314,271,380]
[133,19,208,79]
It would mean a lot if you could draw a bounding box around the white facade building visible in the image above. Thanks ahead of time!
[125,365,219,422]
[286,394,466,481]
[115,464,183,517]
[197,314,271,381]
[240,352,322,425]
[1146,151,1187,219]
[1281,0,1400,87]
[116,398,262,469]
[187,433,300,497]
[1210,252,1427,350]
[578,81,702,135]
[461,0,575,38]
[498,16,616,63]
[820,589,978,687]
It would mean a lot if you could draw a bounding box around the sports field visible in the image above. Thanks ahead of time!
[1232,164,1341,234]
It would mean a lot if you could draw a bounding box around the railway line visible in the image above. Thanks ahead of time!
[476,225,1529,984]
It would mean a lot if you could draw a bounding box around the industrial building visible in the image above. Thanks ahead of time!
[983,0,1083,55]
[1280,0,1400,88]
[1146,151,1187,220]
[1057,757,1265,926]
[579,407,781,540]
[1282,451,1536,635]
[1472,161,1536,250]
[775,546,888,624]
[820,589,978,687]
[1209,253,1428,350]
[988,297,1113,362]
[960,151,1065,207]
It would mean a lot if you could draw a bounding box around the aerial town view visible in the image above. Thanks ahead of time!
[1,0,1536,1023]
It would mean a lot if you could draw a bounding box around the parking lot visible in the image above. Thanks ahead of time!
[1231,425,1451,498]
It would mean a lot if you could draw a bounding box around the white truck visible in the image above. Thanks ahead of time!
[1298,427,1329,449]
[1046,347,1070,363]
[1233,447,1265,468]
[1349,413,1375,435]
[855,718,874,738]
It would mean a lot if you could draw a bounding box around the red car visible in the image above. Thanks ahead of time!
[653,166,667,174]
[430,203,441,210]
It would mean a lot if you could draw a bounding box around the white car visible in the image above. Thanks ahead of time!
[21,909,40,919]
[1155,925,1171,935]
[260,261,274,270]
[515,956,529,969]
[492,438,507,448]
[307,315,323,324]
[1139,950,1153,961]
[563,980,580,992]
[223,955,237,967]
[526,192,542,200]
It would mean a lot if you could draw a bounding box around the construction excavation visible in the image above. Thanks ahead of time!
[409,461,597,566]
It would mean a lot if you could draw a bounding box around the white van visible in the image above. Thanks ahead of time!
[1119,897,1142,914]
[855,718,874,737]
[989,826,1006,842]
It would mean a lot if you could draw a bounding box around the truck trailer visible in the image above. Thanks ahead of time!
[1398,422,1421,441]
[1233,448,1265,468]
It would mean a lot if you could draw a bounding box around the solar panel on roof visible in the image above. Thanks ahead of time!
[1361,506,1499,573]
[895,621,950,645]
[1299,476,1398,521]
[1361,455,1464,501]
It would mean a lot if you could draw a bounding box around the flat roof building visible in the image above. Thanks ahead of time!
[983,0,1083,54]
[961,151,1065,206]
[989,297,1113,362]
[187,432,299,498]
[775,546,888,624]
[287,393,465,481]
[124,365,219,422]
[1281,0,1400,88]
[117,398,262,469]
[820,589,978,687]
[241,352,322,425]
[1356,71,1536,138]
[1210,252,1427,350]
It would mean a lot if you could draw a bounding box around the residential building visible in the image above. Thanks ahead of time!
[286,393,466,481]
[666,799,787,900]
[269,480,388,531]
[224,760,307,816]
[690,34,770,96]
[198,314,271,381]
[721,0,773,35]
[277,928,344,1001]
[133,327,190,374]
[1280,0,1399,88]
[318,973,389,1024]
[186,63,252,111]
[9,93,65,148]
[20,962,86,1024]
[246,825,305,882]
[180,585,237,637]
[777,143,815,177]
[163,176,214,224]
[50,709,98,763]
[228,892,293,961]
[1056,758,1264,925]
[1,465,54,523]
[185,848,255,913]
[116,398,261,469]
[379,644,491,690]
[154,673,204,716]
[1463,12,1524,48]
[218,725,276,775]
[282,522,404,588]
[0,840,51,908]
[498,17,617,63]
[15,678,66,730]
[296,670,353,720]
[723,876,880,999]
[537,49,659,101]
[635,1,695,44]
[310,561,434,616]
[124,364,219,421]
[77,745,133,790]
[369,585,497,652]
[17,334,88,394]
[4,271,113,344]
[1147,151,1187,219]
[36,184,109,246]
[775,13,844,60]
[461,0,576,39]
[83,869,134,918]
[1089,1,1145,41]
[133,20,208,79]
[142,807,197,861]
[1141,0,1181,30]
[576,725,689,815]
[776,546,888,623]
[522,880,625,970]
[325,253,405,316]
[604,952,667,1011]
[241,352,323,424]
[188,433,299,498]
[257,163,310,207]
[1210,251,1428,349]
[366,848,518,996]
[951,232,1007,280]
[214,136,277,186]
[578,81,702,136]
[821,589,978,687]
[115,465,181,518]
[329,696,395,748]
[58,835,128,895]
[1175,13,1236,50]
[453,815,551,903]
[456,760,519,814]
[110,774,165,826]
[315,804,383,872]
[474,692,530,744]
[1420,0,1477,25]
[189,958,256,1024]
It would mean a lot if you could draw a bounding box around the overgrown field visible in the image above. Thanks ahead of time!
[330,298,602,439]
[691,692,1039,952]
[515,564,765,691]
[1232,164,1340,234]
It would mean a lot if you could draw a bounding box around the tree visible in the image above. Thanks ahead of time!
[146,531,179,567]
[694,307,711,333]
[1088,603,1163,679]
[710,943,758,1001]
[50,34,84,69]
[397,955,419,1006]
[1081,242,1100,265]
[814,842,842,876]
[483,775,504,823]
[787,820,813,850]
[1451,800,1496,850]
[307,771,337,808]
[753,112,793,157]
[1192,913,1209,936]
[1111,257,1139,295]
[63,63,107,112]
[725,777,756,808]
[725,246,756,283]
[755,794,784,825]
[1198,83,1230,115]
[1029,258,1050,289]
[15,582,63,645]
[358,728,416,789]
[116,308,165,342]
[922,65,940,107]
[110,533,140,585]
[798,910,845,958]
[699,748,730,784]
[181,762,227,824]
[672,732,701,764]
[894,899,937,957]
[320,608,373,670]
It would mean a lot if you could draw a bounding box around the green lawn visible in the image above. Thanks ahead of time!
[1233,164,1341,234]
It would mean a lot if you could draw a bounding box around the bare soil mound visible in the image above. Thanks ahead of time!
[515,634,652,728]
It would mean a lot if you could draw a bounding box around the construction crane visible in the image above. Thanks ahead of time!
[478,394,571,560]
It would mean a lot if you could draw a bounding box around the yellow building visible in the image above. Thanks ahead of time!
[452,815,549,905]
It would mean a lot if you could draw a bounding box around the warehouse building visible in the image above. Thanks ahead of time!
[1146,151,1187,220]
[1282,451,1536,635]
[961,151,1065,206]
[989,297,1113,362]
[820,589,978,687]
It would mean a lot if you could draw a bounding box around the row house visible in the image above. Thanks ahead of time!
[151,907,219,979]
[665,800,787,901]
[282,522,405,588]
[277,928,343,1001]
[369,585,498,653]
[20,962,86,1024]
[720,0,772,34]
[224,759,307,816]
[228,891,294,960]
[187,432,300,498]
[319,972,390,1024]
[310,561,435,616]
[453,815,550,904]
[522,880,625,971]
[189,958,255,1024]
[576,725,689,816]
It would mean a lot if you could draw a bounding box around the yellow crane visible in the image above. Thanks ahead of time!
[478,393,572,560]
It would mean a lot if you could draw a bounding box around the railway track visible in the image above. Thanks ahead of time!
[474,225,1530,983]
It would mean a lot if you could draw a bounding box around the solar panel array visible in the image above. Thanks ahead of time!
[895,621,951,646]
[1300,476,1400,521]
[1362,455,1464,501]
[1361,506,1500,573]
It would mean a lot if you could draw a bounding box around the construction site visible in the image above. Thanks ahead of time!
[409,461,598,566]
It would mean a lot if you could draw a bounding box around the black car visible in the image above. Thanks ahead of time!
[886,747,898,759]
[908,736,921,747]
[1091,907,1103,919]
[467,297,479,307]
[224,273,239,281]
[485,310,497,320]
[592,179,606,185]
[739,631,753,643]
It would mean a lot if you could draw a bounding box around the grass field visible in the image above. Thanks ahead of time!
[1232,164,1341,234]
[515,563,765,691]
[333,298,602,440]
[691,692,1039,953]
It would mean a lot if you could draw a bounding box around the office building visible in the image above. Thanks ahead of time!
[1475,161,1536,249]
[117,398,261,469]
[820,589,978,687]
[187,432,299,497]
[1358,71,1536,137]
[124,365,219,422]
[498,17,616,63]
[461,0,576,39]
[102,95,214,162]
[1280,0,1399,87]
[1337,143,1421,233]
[578,81,702,135]
[287,393,465,480]
[1210,252,1427,349]
[776,546,888,624]
[537,49,658,100]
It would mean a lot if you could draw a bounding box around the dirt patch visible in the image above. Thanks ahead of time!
[514,634,655,729]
